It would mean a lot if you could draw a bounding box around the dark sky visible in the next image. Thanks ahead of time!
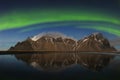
[0,0,120,11]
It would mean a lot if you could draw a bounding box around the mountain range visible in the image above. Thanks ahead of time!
[9,32,116,52]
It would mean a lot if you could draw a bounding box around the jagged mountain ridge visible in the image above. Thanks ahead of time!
[9,32,116,51]
[76,33,116,51]
[9,32,77,51]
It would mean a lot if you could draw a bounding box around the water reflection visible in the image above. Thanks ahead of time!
[15,53,114,71]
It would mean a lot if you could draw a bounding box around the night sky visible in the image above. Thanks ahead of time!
[0,0,120,50]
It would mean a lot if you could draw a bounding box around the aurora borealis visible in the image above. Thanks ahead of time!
[0,0,120,50]
[0,9,119,31]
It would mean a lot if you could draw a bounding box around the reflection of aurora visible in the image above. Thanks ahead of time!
[15,53,114,71]
[0,9,120,36]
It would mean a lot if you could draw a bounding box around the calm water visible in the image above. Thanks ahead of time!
[0,52,120,80]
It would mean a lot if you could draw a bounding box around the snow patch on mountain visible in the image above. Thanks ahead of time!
[31,32,77,41]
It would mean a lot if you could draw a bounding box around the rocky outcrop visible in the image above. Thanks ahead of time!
[76,33,116,51]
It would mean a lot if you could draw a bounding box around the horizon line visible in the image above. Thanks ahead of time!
[0,50,119,55]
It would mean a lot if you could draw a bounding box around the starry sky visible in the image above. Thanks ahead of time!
[0,0,120,50]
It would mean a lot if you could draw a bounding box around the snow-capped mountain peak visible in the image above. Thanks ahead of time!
[31,32,76,41]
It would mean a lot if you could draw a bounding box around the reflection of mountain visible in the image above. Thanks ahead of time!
[15,53,114,71]
[9,32,116,51]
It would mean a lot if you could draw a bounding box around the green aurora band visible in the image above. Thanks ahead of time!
[0,9,120,36]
